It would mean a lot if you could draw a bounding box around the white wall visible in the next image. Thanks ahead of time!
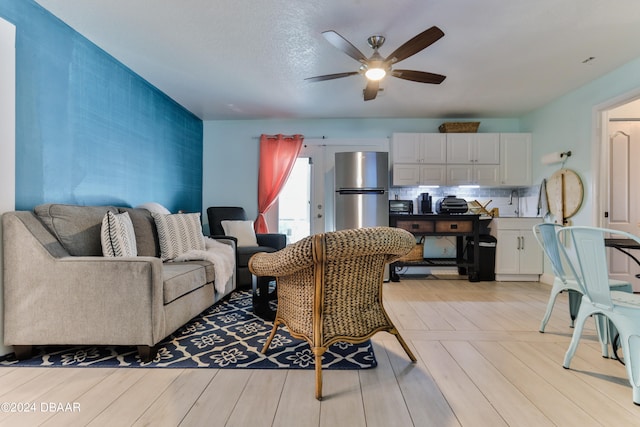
[521,56,640,226]
[202,117,520,233]
[0,17,16,357]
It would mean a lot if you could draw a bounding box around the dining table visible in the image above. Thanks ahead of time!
[605,238,640,278]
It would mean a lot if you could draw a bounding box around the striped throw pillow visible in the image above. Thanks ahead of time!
[152,212,205,261]
[101,211,138,257]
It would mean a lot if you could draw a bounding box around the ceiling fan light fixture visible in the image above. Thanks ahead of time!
[309,27,446,100]
[365,67,386,81]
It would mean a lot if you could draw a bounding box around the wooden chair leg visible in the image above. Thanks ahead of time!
[261,321,280,354]
[313,347,326,400]
[391,328,417,362]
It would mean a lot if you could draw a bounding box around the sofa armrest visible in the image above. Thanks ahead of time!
[256,233,287,250]
[2,212,166,346]
[210,234,237,245]
[4,255,166,346]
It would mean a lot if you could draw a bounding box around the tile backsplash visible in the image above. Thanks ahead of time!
[389,185,542,218]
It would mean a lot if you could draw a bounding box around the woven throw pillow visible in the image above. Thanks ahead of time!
[152,212,205,261]
[101,211,138,257]
[221,220,258,247]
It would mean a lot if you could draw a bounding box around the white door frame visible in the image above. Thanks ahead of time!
[294,144,324,236]
[593,88,640,228]
[593,89,640,289]
[0,16,16,357]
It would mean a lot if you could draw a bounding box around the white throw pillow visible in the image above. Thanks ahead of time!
[152,212,205,261]
[101,211,138,257]
[221,220,258,247]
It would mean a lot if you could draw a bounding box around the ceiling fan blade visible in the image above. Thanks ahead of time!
[384,26,445,64]
[305,71,359,82]
[363,80,379,101]
[322,30,368,63]
[392,70,446,84]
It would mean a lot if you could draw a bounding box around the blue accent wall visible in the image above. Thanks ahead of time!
[0,0,203,213]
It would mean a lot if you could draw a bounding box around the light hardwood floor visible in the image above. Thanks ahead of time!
[0,276,637,426]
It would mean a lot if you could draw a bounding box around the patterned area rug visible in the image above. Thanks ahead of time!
[0,290,377,369]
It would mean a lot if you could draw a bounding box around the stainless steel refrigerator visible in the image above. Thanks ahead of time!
[334,151,389,230]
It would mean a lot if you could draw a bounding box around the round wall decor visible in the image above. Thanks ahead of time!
[546,168,583,224]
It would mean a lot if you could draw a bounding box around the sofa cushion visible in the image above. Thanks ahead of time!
[162,263,207,304]
[34,204,118,256]
[119,208,161,257]
[152,212,205,261]
[180,260,215,284]
[101,211,138,257]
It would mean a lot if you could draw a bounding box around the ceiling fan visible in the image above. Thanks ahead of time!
[306,26,446,101]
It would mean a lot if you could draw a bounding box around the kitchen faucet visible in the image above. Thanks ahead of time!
[509,190,520,216]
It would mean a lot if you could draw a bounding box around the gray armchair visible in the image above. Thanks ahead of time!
[207,206,286,318]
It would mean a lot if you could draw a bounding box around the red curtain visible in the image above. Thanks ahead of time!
[255,134,304,233]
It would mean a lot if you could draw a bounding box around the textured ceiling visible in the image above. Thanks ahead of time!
[35,0,640,120]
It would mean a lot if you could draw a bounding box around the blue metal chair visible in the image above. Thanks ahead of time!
[533,223,631,337]
[558,226,640,405]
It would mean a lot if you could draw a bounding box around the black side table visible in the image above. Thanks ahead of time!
[252,275,276,321]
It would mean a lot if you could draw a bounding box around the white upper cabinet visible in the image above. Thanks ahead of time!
[500,133,532,186]
[446,133,500,164]
[393,164,446,186]
[391,132,530,187]
[392,133,447,164]
[446,164,500,186]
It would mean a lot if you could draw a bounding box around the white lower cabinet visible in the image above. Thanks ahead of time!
[490,218,543,281]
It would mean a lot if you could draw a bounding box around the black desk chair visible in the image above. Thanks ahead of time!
[207,207,286,319]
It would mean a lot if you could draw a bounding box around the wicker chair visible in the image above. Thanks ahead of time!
[248,226,417,400]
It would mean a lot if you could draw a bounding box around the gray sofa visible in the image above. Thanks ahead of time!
[1,204,236,362]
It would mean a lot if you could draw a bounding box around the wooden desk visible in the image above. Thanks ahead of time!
[389,214,481,282]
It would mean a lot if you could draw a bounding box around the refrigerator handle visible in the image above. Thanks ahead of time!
[337,189,386,195]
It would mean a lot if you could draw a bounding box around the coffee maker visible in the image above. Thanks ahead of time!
[419,193,433,214]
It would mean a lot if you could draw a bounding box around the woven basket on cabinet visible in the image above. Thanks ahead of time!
[438,122,480,133]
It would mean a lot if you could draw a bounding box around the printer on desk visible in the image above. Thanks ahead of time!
[435,196,469,214]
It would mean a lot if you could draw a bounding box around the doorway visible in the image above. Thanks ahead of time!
[599,97,640,289]
[277,143,326,243]
[277,157,311,243]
